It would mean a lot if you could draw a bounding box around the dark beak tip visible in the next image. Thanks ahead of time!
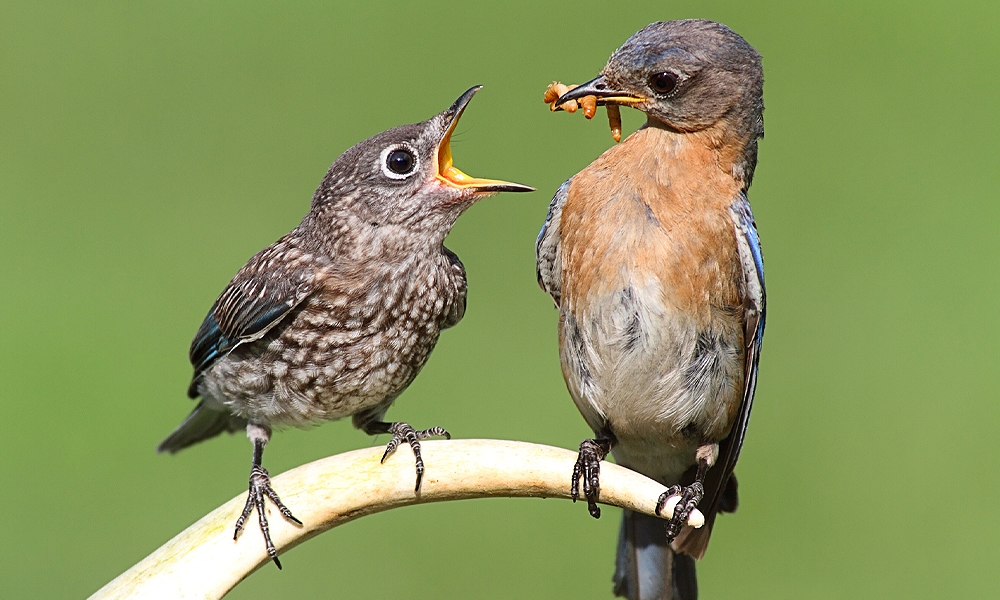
[554,75,606,106]
[448,85,485,118]
[480,183,534,194]
[554,90,584,108]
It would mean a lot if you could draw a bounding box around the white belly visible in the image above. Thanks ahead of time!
[559,277,743,483]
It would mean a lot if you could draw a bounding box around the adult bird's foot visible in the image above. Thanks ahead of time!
[655,482,705,542]
[380,421,451,492]
[571,438,612,519]
[234,464,302,569]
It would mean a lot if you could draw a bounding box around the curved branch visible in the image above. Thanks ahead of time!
[89,439,699,600]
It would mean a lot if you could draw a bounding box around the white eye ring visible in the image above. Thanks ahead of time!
[379,143,419,180]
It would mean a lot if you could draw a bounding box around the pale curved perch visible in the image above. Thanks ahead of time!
[90,439,700,600]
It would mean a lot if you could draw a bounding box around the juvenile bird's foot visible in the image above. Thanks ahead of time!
[378,421,451,492]
[571,437,613,519]
[655,482,705,542]
[234,464,302,569]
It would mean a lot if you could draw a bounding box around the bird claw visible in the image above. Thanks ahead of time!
[234,464,302,569]
[655,482,705,542]
[380,421,451,492]
[571,438,612,519]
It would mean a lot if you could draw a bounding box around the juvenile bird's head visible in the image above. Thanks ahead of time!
[310,86,532,249]
[557,20,764,184]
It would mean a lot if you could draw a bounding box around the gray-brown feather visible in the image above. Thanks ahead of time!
[536,180,569,307]
[197,243,467,428]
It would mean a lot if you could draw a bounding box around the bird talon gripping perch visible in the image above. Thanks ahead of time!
[232,447,303,568]
[655,482,706,542]
[571,437,612,518]
[158,85,532,568]
[368,421,451,492]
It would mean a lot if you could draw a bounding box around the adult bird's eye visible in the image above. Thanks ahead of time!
[386,149,415,175]
[649,72,678,95]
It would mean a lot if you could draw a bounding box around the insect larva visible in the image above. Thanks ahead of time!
[607,104,622,142]
[544,82,579,112]
[542,82,562,104]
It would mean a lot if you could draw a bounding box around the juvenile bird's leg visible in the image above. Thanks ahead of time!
[234,423,302,569]
[571,436,614,519]
[363,421,451,492]
[655,443,718,542]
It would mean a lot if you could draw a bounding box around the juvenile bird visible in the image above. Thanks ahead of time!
[536,21,765,599]
[159,86,532,568]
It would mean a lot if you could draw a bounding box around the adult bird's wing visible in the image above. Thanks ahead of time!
[676,193,766,559]
[187,236,321,398]
[535,180,571,307]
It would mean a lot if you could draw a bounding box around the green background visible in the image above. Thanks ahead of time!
[2,1,998,598]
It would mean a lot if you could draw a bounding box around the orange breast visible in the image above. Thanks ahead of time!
[560,124,743,325]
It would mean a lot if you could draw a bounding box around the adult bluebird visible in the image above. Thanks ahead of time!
[536,20,765,599]
[158,86,532,568]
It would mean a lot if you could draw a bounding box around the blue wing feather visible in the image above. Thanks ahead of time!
[728,193,766,457]
[187,286,302,398]
[189,310,226,379]
[186,237,318,398]
[676,193,766,558]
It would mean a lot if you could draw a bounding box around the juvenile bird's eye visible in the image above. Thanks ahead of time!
[649,72,678,95]
[386,149,415,175]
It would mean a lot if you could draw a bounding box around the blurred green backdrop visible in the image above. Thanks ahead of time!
[2,1,999,598]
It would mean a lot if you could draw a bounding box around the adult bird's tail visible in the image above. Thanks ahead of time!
[157,401,247,454]
[613,510,698,600]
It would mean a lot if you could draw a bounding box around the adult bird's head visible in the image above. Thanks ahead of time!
[311,86,533,245]
[556,20,764,183]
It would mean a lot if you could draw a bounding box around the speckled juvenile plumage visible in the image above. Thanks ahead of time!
[538,20,765,600]
[159,86,531,568]
[195,224,468,429]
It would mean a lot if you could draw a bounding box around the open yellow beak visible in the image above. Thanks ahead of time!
[434,86,534,194]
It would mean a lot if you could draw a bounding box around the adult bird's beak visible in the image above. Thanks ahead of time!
[435,86,534,194]
[554,75,645,109]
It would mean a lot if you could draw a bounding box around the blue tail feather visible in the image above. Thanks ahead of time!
[613,510,697,600]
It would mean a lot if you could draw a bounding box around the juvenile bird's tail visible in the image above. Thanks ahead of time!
[157,401,247,454]
[613,510,697,600]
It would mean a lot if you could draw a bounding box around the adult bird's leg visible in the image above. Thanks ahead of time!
[363,420,451,492]
[572,436,614,519]
[656,442,718,542]
[234,423,302,569]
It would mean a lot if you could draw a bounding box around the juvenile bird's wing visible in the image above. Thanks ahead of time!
[535,180,571,307]
[439,246,468,330]
[676,193,766,558]
[187,236,321,397]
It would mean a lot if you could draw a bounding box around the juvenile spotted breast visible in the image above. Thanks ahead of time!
[194,225,469,428]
